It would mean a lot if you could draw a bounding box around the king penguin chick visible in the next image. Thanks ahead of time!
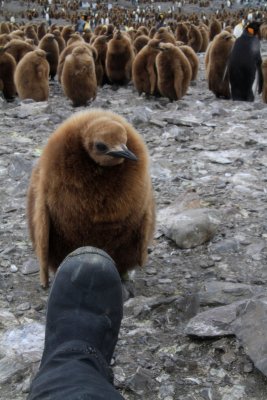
[27,109,155,288]
[14,49,49,101]
[61,45,97,106]
[0,46,16,100]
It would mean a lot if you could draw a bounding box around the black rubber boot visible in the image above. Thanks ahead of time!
[28,247,124,400]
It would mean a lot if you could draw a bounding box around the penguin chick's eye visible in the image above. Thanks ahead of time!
[95,142,108,152]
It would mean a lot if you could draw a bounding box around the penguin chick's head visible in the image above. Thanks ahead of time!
[82,118,138,167]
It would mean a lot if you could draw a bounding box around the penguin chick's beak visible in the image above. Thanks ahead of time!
[107,144,138,161]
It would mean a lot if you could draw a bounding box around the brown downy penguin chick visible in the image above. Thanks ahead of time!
[61,25,75,44]
[14,49,49,101]
[206,30,235,99]
[53,29,65,54]
[0,47,16,100]
[25,38,35,46]
[67,33,84,46]
[106,30,135,85]
[82,29,93,43]
[262,58,267,103]
[133,34,149,54]
[0,33,11,46]
[4,38,34,63]
[154,27,176,44]
[90,45,103,86]
[137,26,149,36]
[58,42,93,83]
[106,24,115,37]
[10,30,25,40]
[0,22,10,34]
[27,109,155,288]
[156,42,192,101]
[93,35,109,85]
[25,25,39,45]
[132,39,162,95]
[204,40,213,77]
[94,25,104,36]
[37,22,47,41]
[49,23,58,33]
[126,29,136,43]
[175,23,189,44]
[199,25,209,52]
[39,33,59,80]
[224,26,233,34]
[188,24,203,53]
[61,45,97,106]
[209,18,222,41]
[179,45,199,81]
[149,26,156,39]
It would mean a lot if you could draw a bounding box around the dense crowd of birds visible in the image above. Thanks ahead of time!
[0,3,267,105]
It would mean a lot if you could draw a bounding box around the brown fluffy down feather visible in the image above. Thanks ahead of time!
[106,31,135,84]
[14,49,49,101]
[57,42,93,83]
[156,43,192,101]
[27,109,155,287]
[4,39,34,63]
[206,31,235,99]
[132,39,161,95]
[179,45,199,81]
[61,45,97,106]
[38,33,59,79]
[0,49,16,100]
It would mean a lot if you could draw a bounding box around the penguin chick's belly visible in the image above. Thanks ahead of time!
[48,216,142,274]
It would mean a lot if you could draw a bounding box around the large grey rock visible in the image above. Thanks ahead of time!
[199,281,267,306]
[125,367,154,395]
[234,298,267,377]
[185,301,245,337]
[0,322,44,384]
[0,357,26,384]
[0,322,44,362]
[21,258,39,275]
[0,309,19,330]
[158,207,220,249]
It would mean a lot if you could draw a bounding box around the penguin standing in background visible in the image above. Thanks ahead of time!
[229,21,263,102]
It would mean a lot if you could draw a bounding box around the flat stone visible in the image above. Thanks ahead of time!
[185,301,246,337]
[158,208,220,249]
[150,119,167,128]
[0,309,19,329]
[218,384,246,400]
[21,259,39,275]
[210,239,240,254]
[17,302,31,311]
[0,357,25,384]
[125,367,154,395]
[0,322,44,362]
[199,281,267,307]
[234,298,267,377]
[163,116,202,127]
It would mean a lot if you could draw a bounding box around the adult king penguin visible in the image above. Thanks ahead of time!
[229,21,263,101]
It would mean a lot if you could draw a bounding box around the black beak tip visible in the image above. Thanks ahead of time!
[107,146,138,161]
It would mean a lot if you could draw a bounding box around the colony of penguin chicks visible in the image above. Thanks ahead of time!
[1,15,267,287]
[0,20,203,104]
[1,18,267,104]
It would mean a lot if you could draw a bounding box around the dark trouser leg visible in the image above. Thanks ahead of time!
[28,341,124,400]
[27,247,124,400]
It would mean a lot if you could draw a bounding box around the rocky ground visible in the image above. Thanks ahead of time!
[1,23,267,400]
